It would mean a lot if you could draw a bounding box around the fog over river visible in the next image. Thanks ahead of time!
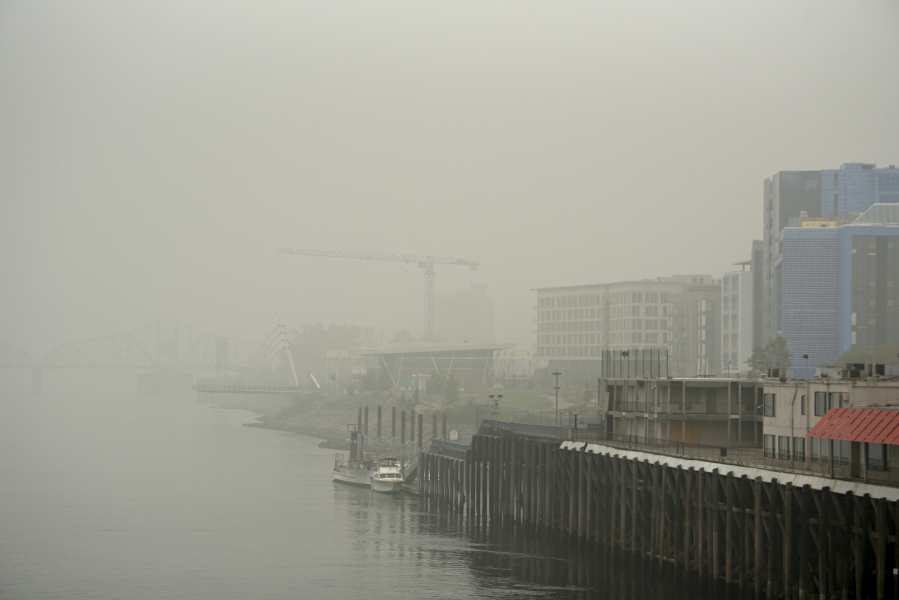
[0,390,699,599]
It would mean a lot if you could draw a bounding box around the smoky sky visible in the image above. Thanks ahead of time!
[1,0,897,355]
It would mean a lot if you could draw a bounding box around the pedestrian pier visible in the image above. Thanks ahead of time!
[417,420,899,600]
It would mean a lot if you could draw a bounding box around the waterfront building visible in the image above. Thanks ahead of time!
[599,375,763,448]
[777,203,899,377]
[761,369,899,485]
[762,163,899,346]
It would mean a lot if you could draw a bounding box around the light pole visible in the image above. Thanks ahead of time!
[802,354,809,379]
[490,394,502,421]
[553,371,562,427]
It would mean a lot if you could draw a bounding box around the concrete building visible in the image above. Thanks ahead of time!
[762,163,899,346]
[777,203,899,378]
[761,368,899,485]
[600,376,763,448]
[721,265,754,377]
[434,284,495,344]
[668,280,722,377]
[533,275,711,381]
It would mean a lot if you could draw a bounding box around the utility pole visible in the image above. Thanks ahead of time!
[553,371,562,427]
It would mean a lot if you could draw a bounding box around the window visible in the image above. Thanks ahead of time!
[814,392,827,416]
[764,434,775,458]
[868,443,888,471]
[801,395,806,416]
[793,438,805,462]
[830,393,843,409]
[778,436,791,460]
[763,393,776,417]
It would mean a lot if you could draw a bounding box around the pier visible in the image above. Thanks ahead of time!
[416,420,899,600]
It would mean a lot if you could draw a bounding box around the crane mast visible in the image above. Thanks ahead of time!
[277,247,479,342]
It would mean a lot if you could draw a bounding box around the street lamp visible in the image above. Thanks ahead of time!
[802,354,809,379]
[490,394,502,421]
[621,350,630,379]
[552,371,562,427]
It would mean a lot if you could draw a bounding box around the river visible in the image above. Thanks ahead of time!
[0,389,693,599]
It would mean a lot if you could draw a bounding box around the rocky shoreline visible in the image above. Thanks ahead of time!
[203,392,488,451]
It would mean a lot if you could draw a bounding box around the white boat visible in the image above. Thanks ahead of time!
[370,457,404,493]
[332,426,379,488]
[332,451,379,488]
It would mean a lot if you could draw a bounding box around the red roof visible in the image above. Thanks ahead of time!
[807,408,899,445]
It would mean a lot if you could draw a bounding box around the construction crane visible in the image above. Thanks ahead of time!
[277,247,480,342]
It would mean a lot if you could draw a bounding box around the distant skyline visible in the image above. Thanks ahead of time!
[1,0,897,354]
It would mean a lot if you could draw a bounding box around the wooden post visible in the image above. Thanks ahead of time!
[819,487,829,600]
[685,467,693,574]
[841,493,851,600]
[659,465,666,569]
[726,472,734,586]
[586,452,594,542]
[740,475,749,594]
[536,444,544,529]
[364,406,368,438]
[798,484,810,600]
[631,459,638,555]
[712,469,720,582]
[674,466,683,573]
[442,412,446,441]
[784,482,793,599]
[377,405,382,452]
[391,407,396,453]
[754,477,762,598]
[578,451,586,538]
[620,456,627,553]
[698,469,705,579]
[611,458,618,554]
[767,479,778,600]
[530,443,538,526]
[856,494,868,600]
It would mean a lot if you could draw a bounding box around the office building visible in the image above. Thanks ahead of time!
[778,203,899,377]
[762,163,899,344]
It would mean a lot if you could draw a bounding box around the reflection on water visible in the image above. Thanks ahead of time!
[0,391,716,599]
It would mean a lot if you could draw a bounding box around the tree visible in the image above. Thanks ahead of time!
[836,344,899,366]
[745,334,792,376]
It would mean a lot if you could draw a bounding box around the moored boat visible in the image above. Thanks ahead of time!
[332,426,379,488]
[370,457,404,493]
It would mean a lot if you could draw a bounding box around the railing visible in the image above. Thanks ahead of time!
[428,439,470,460]
[478,419,561,439]
[609,401,759,416]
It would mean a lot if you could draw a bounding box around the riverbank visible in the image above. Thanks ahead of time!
[206,390,582,451]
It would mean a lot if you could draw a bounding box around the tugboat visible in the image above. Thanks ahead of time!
[370,457,404,493]
[332,426,379,488]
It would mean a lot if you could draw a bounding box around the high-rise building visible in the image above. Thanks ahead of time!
[763,163,899,344]
[778,203,899,377]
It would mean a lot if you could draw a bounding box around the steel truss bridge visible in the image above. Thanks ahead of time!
[0,322,315,395]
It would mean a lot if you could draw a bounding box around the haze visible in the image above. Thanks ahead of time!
[2,1,897,353]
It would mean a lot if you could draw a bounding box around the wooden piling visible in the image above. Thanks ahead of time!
[726,472,733,586]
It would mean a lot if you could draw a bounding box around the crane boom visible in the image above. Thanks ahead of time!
[277,247,479,268]
[277,247,480,342]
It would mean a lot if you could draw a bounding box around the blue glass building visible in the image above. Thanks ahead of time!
[778,204,899,378]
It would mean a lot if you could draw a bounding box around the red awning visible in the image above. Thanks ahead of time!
[807,408,899,445]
